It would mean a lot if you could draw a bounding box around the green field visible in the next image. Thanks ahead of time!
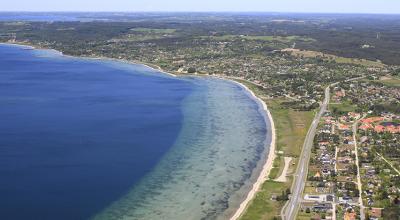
[269,156,283,179]
[377,76,400,87]
[287,49,385,68]
[205,35,315,43]
[240,180,290,220]
[329,100,357,113]
[267,98,315,157]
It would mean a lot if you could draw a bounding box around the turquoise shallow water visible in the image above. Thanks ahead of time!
[0,44,271,220]
[94,78,272,220]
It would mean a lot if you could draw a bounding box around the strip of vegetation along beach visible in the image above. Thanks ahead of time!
[235,79,315,220]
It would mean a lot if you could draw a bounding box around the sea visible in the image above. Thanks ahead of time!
[0,44,272,220]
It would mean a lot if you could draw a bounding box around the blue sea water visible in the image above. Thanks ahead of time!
[0,44,271,220]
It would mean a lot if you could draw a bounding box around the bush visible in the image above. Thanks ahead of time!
[187,67,196,73]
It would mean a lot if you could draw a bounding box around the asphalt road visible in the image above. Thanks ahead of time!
[281,85,331,220]
[353,119,365,220]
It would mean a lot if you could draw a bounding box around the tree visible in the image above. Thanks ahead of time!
[187,67,196,73]
[393,68,400,76]
[383,206,400,219]
[380,190,389,200]
[365,212,370,220]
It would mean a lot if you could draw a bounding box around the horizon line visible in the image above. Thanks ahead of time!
[1,11,400,15]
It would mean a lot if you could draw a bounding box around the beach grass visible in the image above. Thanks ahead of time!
[266,98,314,157]
[239,180,291,220]
[269,156,283,179]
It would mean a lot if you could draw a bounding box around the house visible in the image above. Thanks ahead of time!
[300,202,333,212]
[386,125,400,133]
[368,208,383,219]
[359,123,373,131]
[313,202,333,212]
[318,141,330,147]
[360,136,369,143]
[344,212,357,220]
[338,123,350,131]
[374,125,385,133]
[348,112,361,120]
[361,117,384,124]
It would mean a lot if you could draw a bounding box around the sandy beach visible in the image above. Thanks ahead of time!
[228,81,277,220]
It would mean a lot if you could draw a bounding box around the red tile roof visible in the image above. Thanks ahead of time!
[374,125,385,133]
[359,123,373,131]
[361,117,384,124]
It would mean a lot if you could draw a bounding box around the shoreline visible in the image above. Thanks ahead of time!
[0,42,178,77]
[1,41,277,220]
[228,81,277,220]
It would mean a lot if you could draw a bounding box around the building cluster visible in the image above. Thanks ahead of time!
[299,110,363,220]
[337,80,400,110]
[300,77,400,219]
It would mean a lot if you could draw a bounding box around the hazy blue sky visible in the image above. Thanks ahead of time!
[2,0,400,14]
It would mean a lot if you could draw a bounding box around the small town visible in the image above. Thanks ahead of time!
[298,77,400,220]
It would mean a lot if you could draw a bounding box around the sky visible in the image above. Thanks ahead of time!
[1,0,400,14]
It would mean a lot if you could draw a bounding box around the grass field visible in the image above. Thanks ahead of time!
[376,76,400,87]
[297,211,320,220]
[240,180,291,220]
[269,156,283,179]
[266,98,315,157]
[205,35,315,43]
[111,28,177,42]
[282,48,385,68]
[329,100,357,113]
[234,79,314,220]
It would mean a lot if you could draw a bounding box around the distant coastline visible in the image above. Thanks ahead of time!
[0,42,177,77]
[1,41,276,219]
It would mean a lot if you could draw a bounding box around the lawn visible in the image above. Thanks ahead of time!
[329,100,357,113]
[297,211,319,220]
